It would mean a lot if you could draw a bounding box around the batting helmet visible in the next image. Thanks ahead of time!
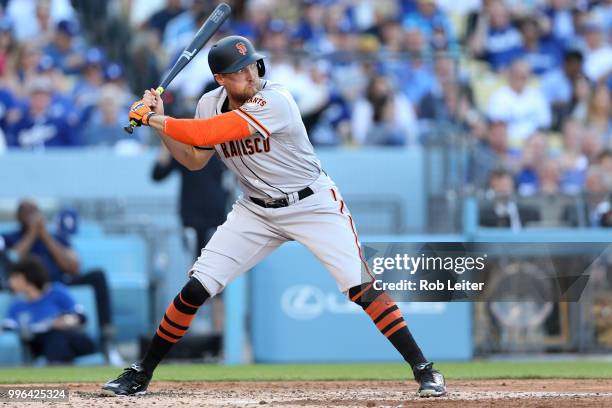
[208,35,266,77]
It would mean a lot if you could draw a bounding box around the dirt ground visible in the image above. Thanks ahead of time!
[2,379,612,407]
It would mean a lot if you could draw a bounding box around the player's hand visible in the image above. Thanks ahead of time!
[143,88,165,116]
[129,99,156,126]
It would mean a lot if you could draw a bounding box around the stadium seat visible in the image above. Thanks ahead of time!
[0,291,24,366]
[72,235,150,342]
[68,285,107,366]
[0,221,104,238]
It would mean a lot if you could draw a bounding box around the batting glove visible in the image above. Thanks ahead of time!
[129,100,156,126]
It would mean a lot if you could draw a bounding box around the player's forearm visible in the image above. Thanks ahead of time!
[12,231,37,259]
[40,232,80,275]
[148,112,252,146]
[153,126,214,171]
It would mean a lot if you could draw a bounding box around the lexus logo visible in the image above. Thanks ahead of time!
[280,285,360,320]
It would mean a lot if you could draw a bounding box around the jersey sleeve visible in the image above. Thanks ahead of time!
[193,96,216,150]
[235,89,291,138]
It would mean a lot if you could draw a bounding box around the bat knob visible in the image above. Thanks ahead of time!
[123,124,135,134]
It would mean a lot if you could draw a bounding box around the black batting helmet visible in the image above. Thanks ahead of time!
[208,35,266,77]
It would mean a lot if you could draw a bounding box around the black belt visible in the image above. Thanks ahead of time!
[250,187,314,208]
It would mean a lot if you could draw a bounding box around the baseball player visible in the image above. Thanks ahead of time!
[102,36,446,398]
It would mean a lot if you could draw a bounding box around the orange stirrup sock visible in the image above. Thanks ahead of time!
[163,111,251,146]
[141,278,210,375]
[349,283,427,367]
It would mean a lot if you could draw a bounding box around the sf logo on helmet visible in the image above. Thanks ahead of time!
[236,42,247,56]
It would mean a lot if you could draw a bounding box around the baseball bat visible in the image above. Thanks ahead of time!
[124,2,232,134]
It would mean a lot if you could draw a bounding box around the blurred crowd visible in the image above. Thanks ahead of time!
[0,0,610,197]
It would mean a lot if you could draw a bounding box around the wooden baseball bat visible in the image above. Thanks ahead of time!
[124,2,232,134]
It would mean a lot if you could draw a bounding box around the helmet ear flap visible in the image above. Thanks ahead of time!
[257,59,266,77]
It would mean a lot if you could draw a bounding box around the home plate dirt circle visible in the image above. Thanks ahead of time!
[4,379,612,407]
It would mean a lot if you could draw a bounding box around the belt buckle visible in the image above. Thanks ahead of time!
[264,198,288,208]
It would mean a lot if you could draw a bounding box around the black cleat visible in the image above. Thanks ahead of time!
[413,362,446,397]
[101,363,151,396]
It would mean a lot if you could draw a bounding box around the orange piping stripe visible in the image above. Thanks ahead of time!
[350,283,373,302]
[156,329,179,343]
[179,293,198,309]
[384,321,407,337]
[376,309,403,331]
[166,306,194,327]
[160,319,186,337]
[237,108,270,137]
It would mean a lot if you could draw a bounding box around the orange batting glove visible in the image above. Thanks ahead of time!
[129,100,156,126]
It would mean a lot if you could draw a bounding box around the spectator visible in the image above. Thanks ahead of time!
[537,158,561,194]
[582,125,605,162]
[562,165,611,227]
[592,0,612,38]
[418,54,483,133]
[585,84,612,144]
[487,59,551,147]
[378,17,404,53]
[7,41,43,98]
[0,17,15,78]
[351,73,417,145]
[558,119,588,194]
[479,169,541,230]
[580,16,612,83]
[540,0,575,45]
[402,0,456,51]
[293,0,332,53]
[517,16,563,75]
[5,0,75,42]
[516,132,548,195]
[540,48,584,129]
[0,200,117,363]
[3,256,95,364]
[394,28,436,105]
[469,119,520,188]
[71,47,107,126]
[468,0,523,71]
[37,54,72,95]
[6,76,80,149]
[82,84,142,149]
[163,0,210,57]
[42,19,84,75]
[565,73,592,123]
[144,0,185,41]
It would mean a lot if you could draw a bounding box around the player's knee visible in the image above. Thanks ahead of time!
[180,277,211,307]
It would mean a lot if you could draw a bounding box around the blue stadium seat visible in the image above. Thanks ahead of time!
[72,235,150,342]
[67,285,106,366]
[0,221,104,238]
[0,291,24,366]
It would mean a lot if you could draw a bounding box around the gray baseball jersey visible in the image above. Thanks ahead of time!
[189,79,371,297]
[195,80,332,199]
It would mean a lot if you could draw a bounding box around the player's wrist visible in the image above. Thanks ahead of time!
[143,111,157,126]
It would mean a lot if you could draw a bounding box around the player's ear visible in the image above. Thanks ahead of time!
[214,73,224,86]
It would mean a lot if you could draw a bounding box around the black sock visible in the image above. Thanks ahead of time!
[349,283,427,368]
[140,278,210,375]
